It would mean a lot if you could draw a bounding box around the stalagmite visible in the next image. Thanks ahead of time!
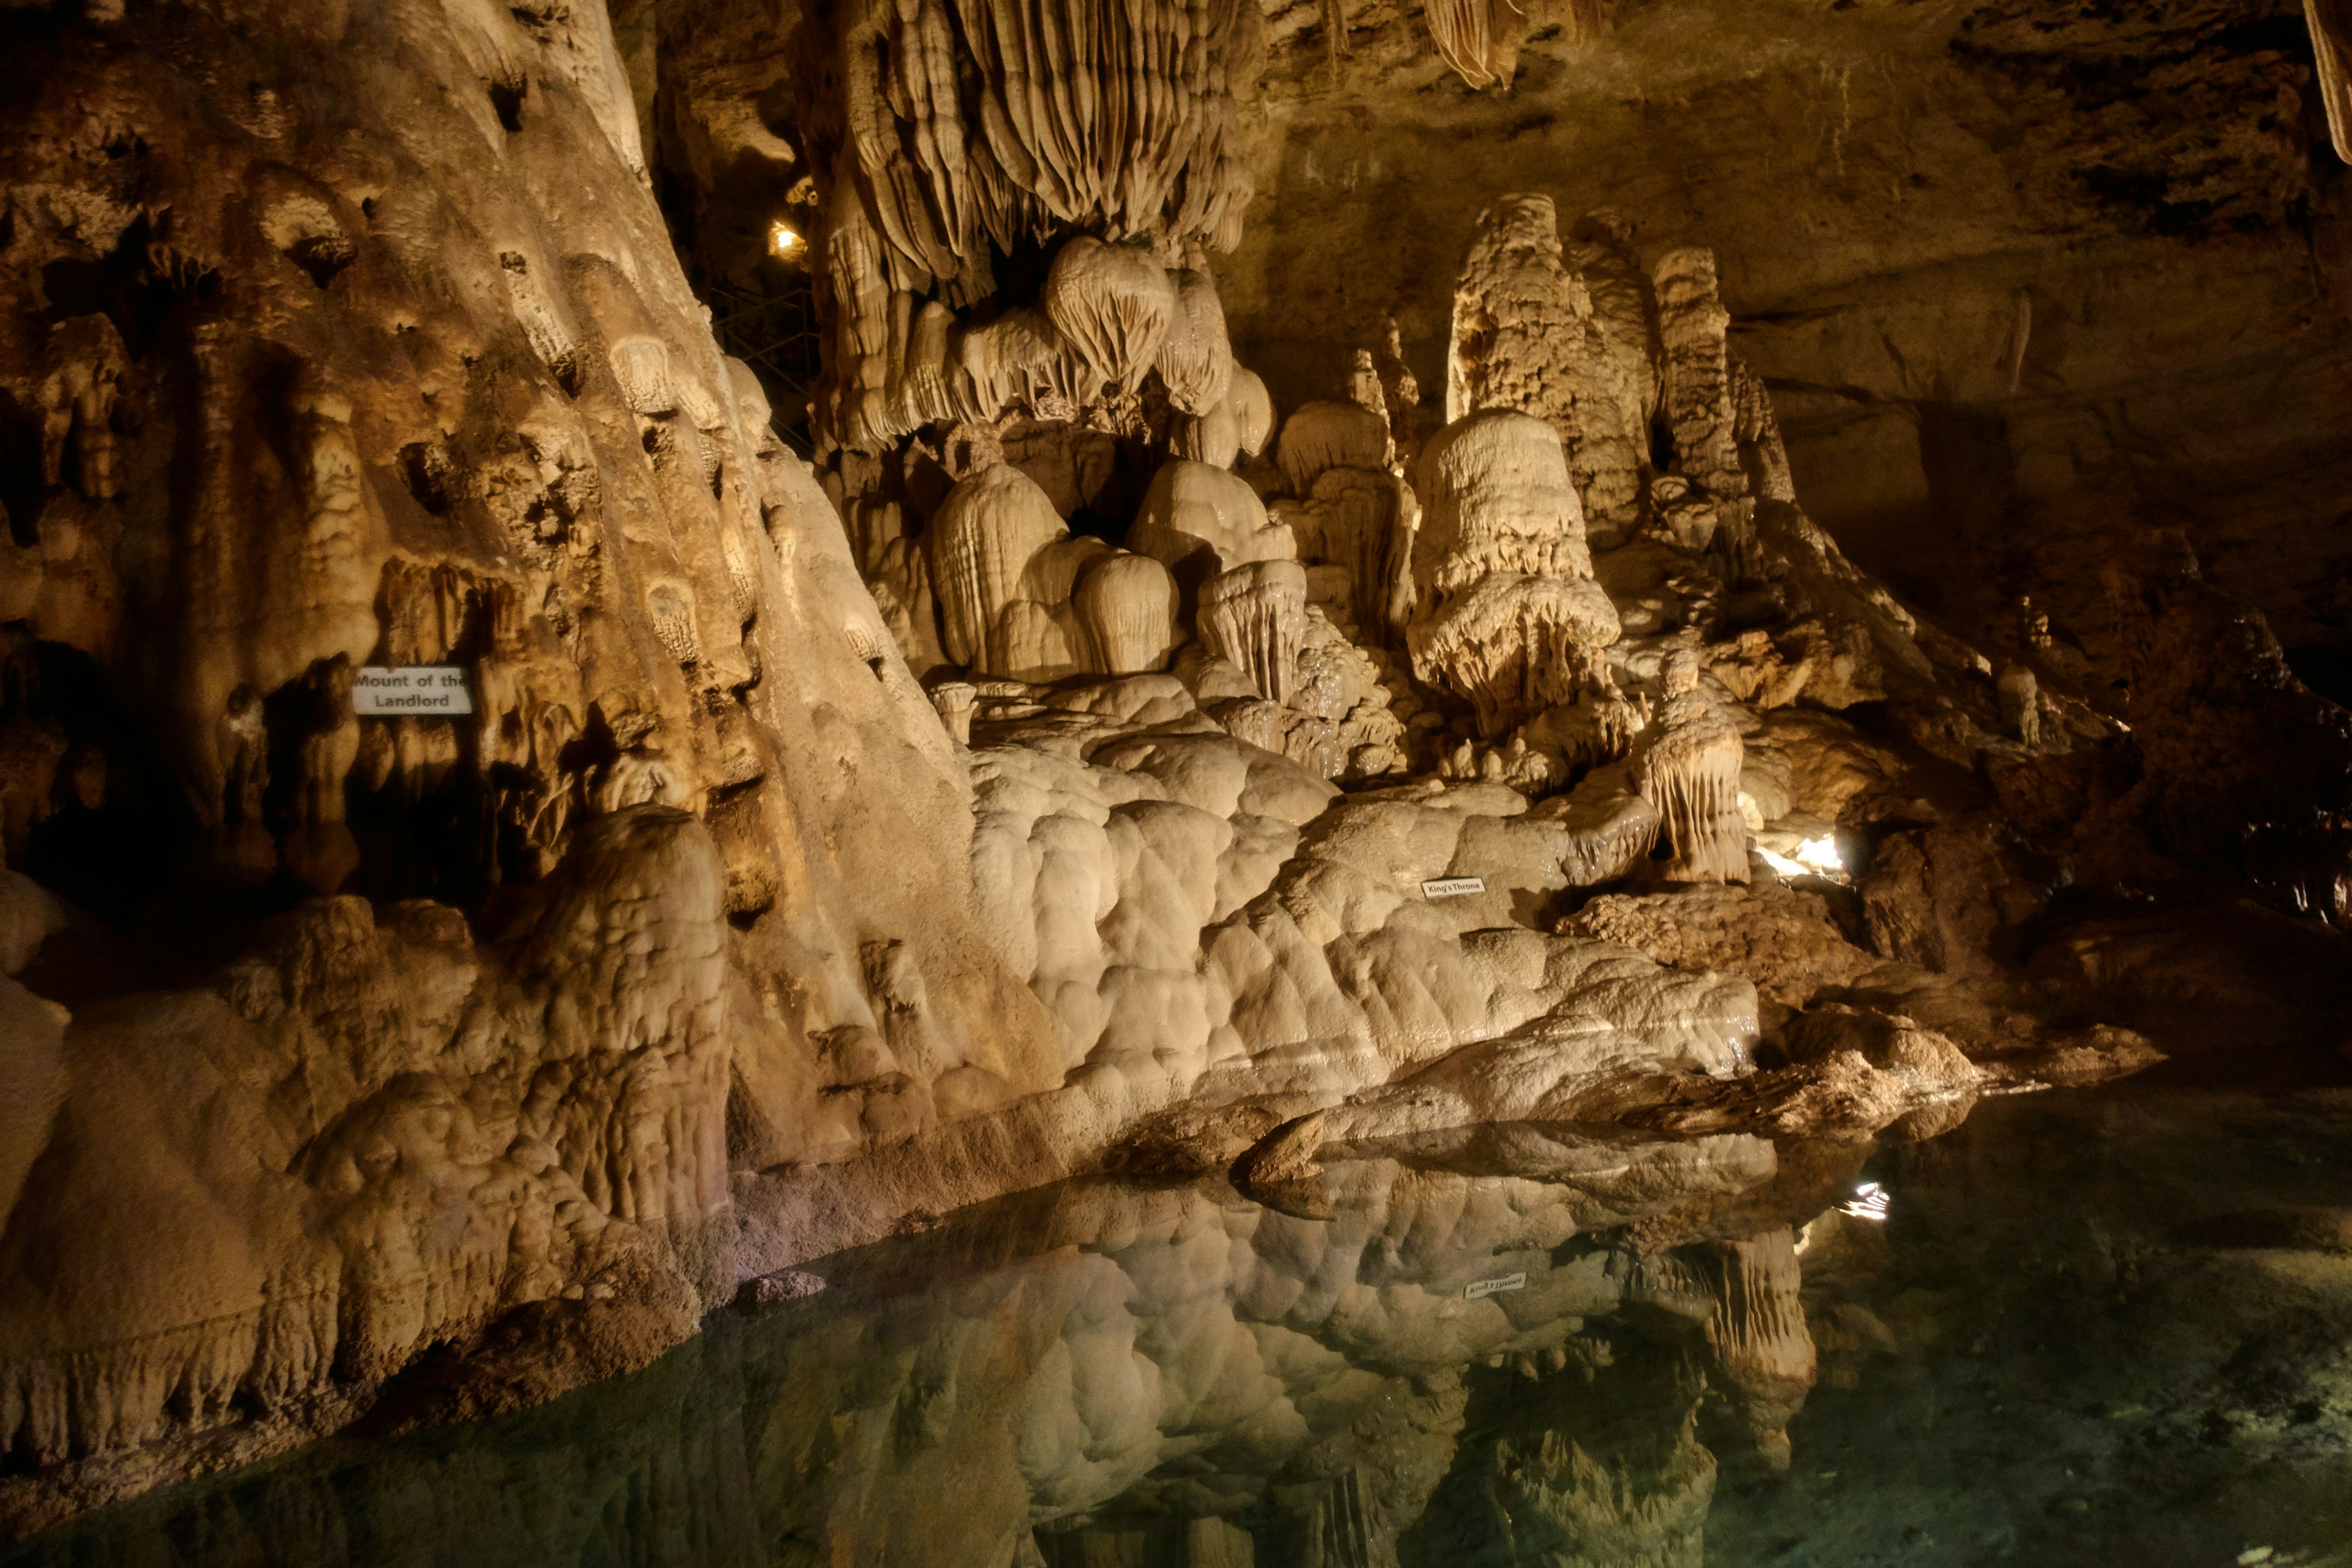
[989,600,1090,682]
[930,681,978,743]
[1199,559,1309,703]
[1406,411,1619,735]
[37,317,128,502]
[1698,1228,1815,1469]
[1997,660,2042,748]
[1448,195,1656,548]
[1276,399,1393,494]
[1653,247,1757,567]
[1074,552,1181,674]
[1128,459,1298,594]
[1635,649,1750,884]
[1281,467,1419,647]
[926,463,1071,670]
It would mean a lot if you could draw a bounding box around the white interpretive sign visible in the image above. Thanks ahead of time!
[353,665,474,716]
[1464,1272,1526,1302]
[1421,876,1487,899]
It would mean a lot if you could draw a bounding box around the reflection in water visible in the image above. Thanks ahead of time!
[10,1081,2352,1567]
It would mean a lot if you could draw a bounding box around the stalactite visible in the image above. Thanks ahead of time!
[1423,0,1524,90]
[1199,559,1308,703]
[1635,648,1749,884]
[2309,0,2352,161]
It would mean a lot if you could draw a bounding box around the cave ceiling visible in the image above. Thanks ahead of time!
[638,0,2352,666]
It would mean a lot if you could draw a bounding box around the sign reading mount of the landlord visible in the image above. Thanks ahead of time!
[353,665,474,716]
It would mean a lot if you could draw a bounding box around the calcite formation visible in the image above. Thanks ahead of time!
[2312,0,2352,159]
[2,1133,1846,1564]
[1,0,2348,1541]
[1197,558,1309,703]
[1406,410,1622,737]
[1635,647,1751,886]
[1447,195,1656,549]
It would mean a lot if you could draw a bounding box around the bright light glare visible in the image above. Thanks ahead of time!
[1758,832,1847,883]
[768,221,802,255]
[1838,1182,1890,1223]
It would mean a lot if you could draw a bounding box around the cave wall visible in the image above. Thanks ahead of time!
[1221,0,2352,677]
[0,0,1069,1521]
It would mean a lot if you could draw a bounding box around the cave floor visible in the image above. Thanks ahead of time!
[10,1050,2352,1568]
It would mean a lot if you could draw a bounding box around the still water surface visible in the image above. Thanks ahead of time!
[11,1068,2352,1567]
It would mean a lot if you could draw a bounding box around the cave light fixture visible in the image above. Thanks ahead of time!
[769,220,802,257]
[1838,1182,1891,1223]
[1758,833,1848,884]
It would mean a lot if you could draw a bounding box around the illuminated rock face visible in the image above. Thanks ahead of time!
[3,0,2349,1535]
[0,0,1058,1520]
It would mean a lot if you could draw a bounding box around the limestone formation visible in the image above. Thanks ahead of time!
[1227,366,1277,459]
[1652,248,1754,568]
[1199,559,1309,703]
[927,462,1072,673]
[930,679,979,743]
[2313,0,2352,160]
[1155,268,1238,417]
[1407,410,1621,736]
[1277,399,1394,494]
[1043,236,1180,397]
[1,0,2342,1539]
[1278,466,1419,648]
[1635,647,1751,885]
[1423,0,1526,90]
[1074,551,1182,675]
[1128,458,1300,598]
[804,0,1256,452]
[1447,195,1655,549]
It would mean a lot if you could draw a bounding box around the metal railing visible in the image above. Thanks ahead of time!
[706,276,822,454]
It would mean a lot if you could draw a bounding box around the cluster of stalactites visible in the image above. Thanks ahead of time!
[1635,648,1749,885]
[834,0,1254,297]
[820,227,1256,455]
